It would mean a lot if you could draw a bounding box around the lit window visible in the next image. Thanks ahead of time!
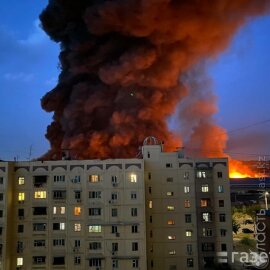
[149,201,153,209]
[167,191,174,196]
[167,220,175,225]
[34,191,47,199]
[218,185,224,193]
[89,225,101,233]
[184,172,189,179]
[167,206,174,211]
[186,230,192,237]
[53,223,65,230]
[200,199,210,207]
[202,212,212,222]
[18,192,25,201]
[89,175,100,183]
[18,177,25,185]
[201,184,209,192]
[187,258,194,268]
[74,223,81,232]
[184,186,190,193]
[17,257,23,266]
[197,171,206,178]
[169,250,176,255]
[74,207,81,216]
[53,206,66,215]
[168,235,176,240]
[184,200,190,208]
[130,174,137,183]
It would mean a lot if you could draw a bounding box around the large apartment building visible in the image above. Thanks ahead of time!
[0,139,233,270]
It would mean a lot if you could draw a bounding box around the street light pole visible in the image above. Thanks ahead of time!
[265,191,269,210]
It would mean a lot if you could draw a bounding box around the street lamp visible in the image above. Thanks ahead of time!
[265,191,269,210]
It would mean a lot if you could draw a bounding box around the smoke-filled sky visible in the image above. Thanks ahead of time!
[0,0,270,161]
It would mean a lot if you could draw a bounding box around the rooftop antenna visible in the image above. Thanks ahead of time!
[28,145,33,161]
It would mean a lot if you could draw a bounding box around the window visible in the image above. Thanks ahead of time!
[168,235,176,240]
[89,191,101,199]
[187,258,194,267]
[74,240,80,247]
[148,172,151,179]
[112,242,118,252]
[0,210,3,218]
[53,206,65,215]
[220,229,227,236]
[167,177,173,182]
[34,191,47,199]
[53,190,66,200]
[112,175,118,184]
[200,199,210,207]
[202,212,212,222]
[74,223,81,232]
[74,191,81,199]
[150,215,152,223]
[185,214,192,223]
[186,230,192,237]
[149,200,153,209]
[112,208,118,217]
[218,185,224,193]
[89,242,102,250]
[53,239,65,246]
[131,208,137,217]
[89,208,101,216]
[89,258,101,267]
[169,250,176,255]
[219,214,226,222]
[74,256,81,265]
[167,206,174,211]
[33,207,47,215]
[217,172,223,178]
[33,256,46,264]
[0,193,3,201]
[184,186,190,193]
[111,192,118,200]
[17,257,23,266]
[132,225,138,233]
[219,200,224,207]
[34,175,47,187]
[74,207,81,216]
[197,171,206,178]
[187,244,192,255]
[18,224,24,233]
[53,222,65,231]
[130,173,137,183]
[221,243,227,251]
[166,163,172,168]
[148,186,152,194]
[112,225,118,233]
[72,175,81,183]
[167,191,174,196]
[184,200,190,208]
[33,223,46,231]
[18,208,24,217]
[0,227,2,235]
[184,172,189,179]
[53,175,65,182]
[131,191,137,199]
[202,228,213,237]
[89,175,100,183]
[167,220,175,225]
[0,177,3,184]
[201,184,209,192]
[132,259,139,268]
[132,242,138,251]
[18,177,24,185]
[18,192,25,201]
[89,225,101,233]
[34,240,45,247]
[112,259,118,268]
[53,256,65,265]
[202,243,215,251]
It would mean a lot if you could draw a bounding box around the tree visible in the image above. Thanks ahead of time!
[232,217,241,234]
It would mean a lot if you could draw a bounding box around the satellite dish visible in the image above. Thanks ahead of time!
[143,136,160,146]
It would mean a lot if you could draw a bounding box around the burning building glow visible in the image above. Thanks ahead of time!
[40,1,269,177]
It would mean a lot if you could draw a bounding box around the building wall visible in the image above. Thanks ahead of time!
[0,159,146,270]
[142,145,233,270]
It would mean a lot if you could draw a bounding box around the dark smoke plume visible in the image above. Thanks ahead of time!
[40,0,269,159]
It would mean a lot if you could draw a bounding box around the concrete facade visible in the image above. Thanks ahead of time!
[0,143,233,270]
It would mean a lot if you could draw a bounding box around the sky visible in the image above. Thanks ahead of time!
[0,1,270,161]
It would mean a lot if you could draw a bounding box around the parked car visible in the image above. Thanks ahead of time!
[244,219,253,225]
